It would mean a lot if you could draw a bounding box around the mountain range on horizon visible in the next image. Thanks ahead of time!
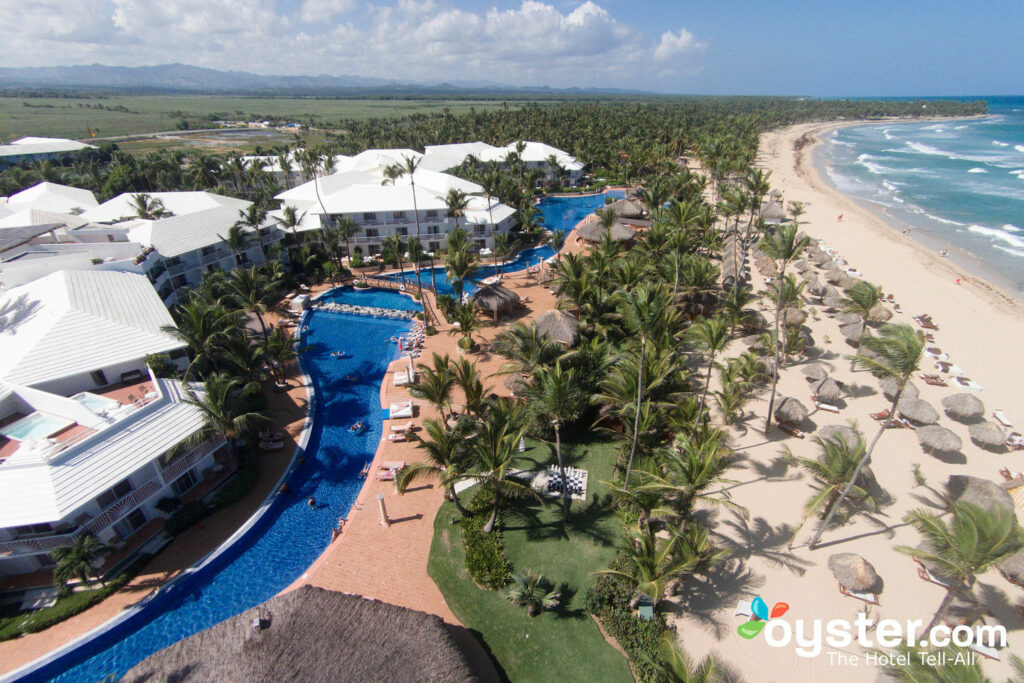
[0,63,646,96]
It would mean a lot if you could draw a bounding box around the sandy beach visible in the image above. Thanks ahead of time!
[665,121,1024,681]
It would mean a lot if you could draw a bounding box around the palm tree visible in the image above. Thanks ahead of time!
[447,303,482,349]
[759,224,812,434]
[261,326,301,386]
[53,533,110,590]
[184,372,269,466]
[492,321,563,376]
[469,417,539,534]
[492,232,513,277]
[406,236,426,292]
[395,155,425,294]
[397,418,472,516]
[897,501,1023,632]
[450,357,488,417]
[334,217,357,264]
[506,570,560,616]
[279,204,306,245]
[685,316,731,421]
[525,363,584,520]
[224,266,280,337]
[598,523,703,610]
[445,246,476,302]
[742,167,771,239]
[162,300,245,378]
[235,203,269,260]
[841,280,884,369]
[219,222,250,265]
[809,323,925,549]
[130,193,169,220]
[615,283,675,489]
[640,634,722,683]
[409,354,456,420]
[381,233,407,283]
[787,432,878,549]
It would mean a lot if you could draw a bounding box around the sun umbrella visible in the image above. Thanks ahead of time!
[881,378,918,401]
[819,424,860,449]
[968,421,1007,452]
[823,294,844,310]
[808,280,828,296]
[947,474,1014,513]
[608,198,645,219]
[823,260,843,272]
[802,362,828,382]
[812,377,843,402]
[896,397,939,425]
[941,393,985,422]
[780,307,807,327]
[867,303,893,323]
[839,322,863,340]
[828,553,882,593]
[774,396,809,424]
[836,312,861,326]
[916,425,963,454]
[793,259,812,272]
[997,548,1024,587]
[812,250,832,267]
[740,334,763,348]
[536,309,580,347]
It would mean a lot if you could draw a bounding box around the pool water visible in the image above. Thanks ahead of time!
[26,312,410,682]
[71,392,120,414]
[0,412,74,442]
[317,286,421,312]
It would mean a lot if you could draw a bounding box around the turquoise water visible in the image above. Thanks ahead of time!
[317,285,421,311]
[71,393,119,414]
[0,412,72,441]
[817,97,1024,295]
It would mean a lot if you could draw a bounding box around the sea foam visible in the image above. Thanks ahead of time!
[993,140,1010,146]
[968,224,1024,249]
[1016,145,1024,154]
[967,167,988,173]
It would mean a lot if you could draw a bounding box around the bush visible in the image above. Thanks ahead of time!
[459,512,512,590]
[424,325,437,336]
[213,453,258,509]
[154,496,181,514]
[145,353,179,379]
[457,336,475,351]
[415,312,425,321]
[163,501,211,536]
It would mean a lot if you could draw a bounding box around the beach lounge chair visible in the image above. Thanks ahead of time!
[871,409,891,421]
[954,377,982,391]
[915,562,950,588]
[389,402,414,418]
[839,584,879,605]
[259,440,284,451]
[390,422,414,433]
[375,469,395,481]
[922,376,948,387]
[393,371,414,387]
[388,432,408,442]
[381,461,407,471]
[733,600,753,618]
[777,422,805,439]
[993,410,1014,429]
[969,642,1001,661]
[891,416,915,430]
[813,399,840,413]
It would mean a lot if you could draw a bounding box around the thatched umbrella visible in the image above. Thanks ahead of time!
[608,198,645,219]
[997,548,1024,587]
[823,260,844,272]
[819,424,860,449]
[793,259,812,272]
[122,586,478,683]
[802,362,828,382]
[812,377,842,403]
[774,396,809,424]
[916,425,963,454]
[947,474,1014,514]
[504,374,528,396]
[838,322,863,341]
[780,307,807,327]
[808,280,828,296]
[536,309,579,347]
[897,397,939,425]
[881,378,918,401]
[828,553,882,593]
[811,250,832,266]
[468,283,519,321]
[576,221,607,243]
[769,188,783,200]
[941,393,985,422]
[823,294,844,310]
[867,303,893,323]
[836,312,860,326]
[760,201,786,223]
[968,421,1007,452]
[609,223,636,242]
[826,270,855,287]
[800,269,818,283]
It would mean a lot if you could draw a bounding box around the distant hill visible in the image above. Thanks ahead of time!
[0,63,645,97]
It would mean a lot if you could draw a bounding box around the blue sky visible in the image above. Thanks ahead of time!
[5,1,1023,95]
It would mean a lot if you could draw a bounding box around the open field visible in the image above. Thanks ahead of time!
[0,95,541,143]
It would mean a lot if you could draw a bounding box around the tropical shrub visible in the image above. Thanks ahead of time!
[163,501,211,536]
[459,511,512,590]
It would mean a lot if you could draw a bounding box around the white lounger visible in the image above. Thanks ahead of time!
[994,410,1014,429]
[393,371,414,387]
[734,600,753,618]
[390,402,414,419]
[390,422,414,433]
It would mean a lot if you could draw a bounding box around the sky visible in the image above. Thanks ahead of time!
[3,0,1023,96]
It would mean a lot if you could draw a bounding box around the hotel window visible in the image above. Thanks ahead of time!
[172,469,198,496]
[397,227,408,236]
[427,225,440,235]
[113,508,147,538]
[365,228,379,238]
[362,212,376,221]
[392,211,405,220]
[429,242,439,251]
[97,478,133,509]
[476,240,486,248]
[425,210,438,218]
[90,369,108,386]
[14,523,53,538]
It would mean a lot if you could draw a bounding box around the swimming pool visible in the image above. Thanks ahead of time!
[71,392,120,415]
[317,285,421,312]
[0,412,74,442]
[19,307,410,682]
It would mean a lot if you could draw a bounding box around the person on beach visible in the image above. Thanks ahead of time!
[307,496,317,509]
[837,213,843,221]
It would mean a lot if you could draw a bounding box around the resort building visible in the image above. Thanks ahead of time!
[421,140,586,186]
[0,270,226,581]
[274,163,515,254]
[0,137,95,169]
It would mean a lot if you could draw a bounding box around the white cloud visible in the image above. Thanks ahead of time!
[297,0,356,24]
[653,26,705,62]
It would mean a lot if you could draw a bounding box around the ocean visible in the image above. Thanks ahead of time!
[815,96,1024,297]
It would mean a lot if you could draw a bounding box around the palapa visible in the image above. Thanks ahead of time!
[780,307,807,327]
[837,312,861,326]
[881,377,918,401]
[468,283,519,320]
[828,553,882,593]
[968,421,1007,452]
[997,548,1024,587]
[823,294,844,310]
[896,397,939,425]
[774,396,809,424]
[941,393,985,422]
[916,425,963,454]
[504,374,528,396]
[535,309,580,347]
[759,201,786,223]
[867,303,893,323]
[802,362,828,382]
[793,259,812,272]
[607,198,645,219]
[819,424,860,449]
[122,586,478,683]
[576,220,635,243]
[947,474,1014,513]
[812,377,842,403]
[838,322,863,341]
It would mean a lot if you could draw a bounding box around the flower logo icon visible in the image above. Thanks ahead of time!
[737,596,789,639]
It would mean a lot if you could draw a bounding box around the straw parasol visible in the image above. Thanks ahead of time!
[607,198,645,219]
[916,425,963,454]
[793,259,811,272]
[468,283,519,321]
[819,424,860,449]
[812,377,842,403]
[504,374,528,396]
[867,303,893,323]
[536,309,580,347]
[802,362,828,382]
[774,396,809,424]
[947,474,1014,513]
[760,202,786,223]
[122,586,478,683]
[896,397,939,425]
[881,378,918,401]
[968,421,1007,452]
[941,393,985,422]
[780,307,807,327]
[576,221,607,243]
[997,548,1024,587]
[823,294,843,310]
[836,312,861,326]
[828,553,882,593]
[838,322,863,341]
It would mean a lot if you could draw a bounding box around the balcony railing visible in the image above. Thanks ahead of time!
[160,437,226,484]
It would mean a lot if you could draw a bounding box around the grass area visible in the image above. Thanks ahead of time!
[428,435,633,682]
[0,583,107,640]
[0,95,539,142]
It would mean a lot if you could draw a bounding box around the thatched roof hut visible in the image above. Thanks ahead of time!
[916,425,963,455]
[896,397,939,425]
[812,377,842,403]
[838,322,863,341]
[947,474,1014,514]
[968,421,1007,452]
[802,362,828,382]
[607,198,645,219]
[774,396,809,424]
[576,220,635,243]
[504,374,528,396]
[828,553,882,593]
[122,586,479,683]
[881,378,918,401]
[941,393,985,422]
[468,283,520,320]
[867,303,893,323]
[536,309,580,347]
[819,424,860,449]
[760,201,786,224]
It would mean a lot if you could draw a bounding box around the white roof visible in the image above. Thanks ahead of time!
[8,182,98,214]
[0,137,94,159]
[0,270,184,387]
[421,140,584,172]
[81,191,250,224]
[506,141,585,170]
[465,198,516,226]
[0,378,205,527]
[332,149,423,174]
[0,208,89,230]
[127,205,259,258]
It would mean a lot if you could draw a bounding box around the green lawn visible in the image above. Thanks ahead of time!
[427,435,633,682]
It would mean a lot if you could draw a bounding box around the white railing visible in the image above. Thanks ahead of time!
[160,437,226,484]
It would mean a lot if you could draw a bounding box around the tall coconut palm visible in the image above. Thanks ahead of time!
[224,266,280,337]
[759,224,812,434]
[235,203,269,260]
[447,303,482,348]
[162,301,245,378]
[218,222,250,266]
[394,155,425,294]
[381,233,407,283]
[685,316,731,421]
[397,418,472,516]
[406,236,426,291]
[445,246,476,302]
[469,417,539,534]
[525,362,584,520]
[897,501,1024,632]
[279,204,306,245]
[449,357,487,417]
[130,193,169,220]
[53,533,110,589]
[333,217,357,264]
[742,167,771,240]
[493,232,513,277]
[841,280,884,369]
[261,326,300,386]
[492,320,564,376]
[809,323,925,549]
[409,354,456,421]
[598,523,704,610]
[184,372,269,467]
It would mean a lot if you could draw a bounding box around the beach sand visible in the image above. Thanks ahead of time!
[665,121,1024,682]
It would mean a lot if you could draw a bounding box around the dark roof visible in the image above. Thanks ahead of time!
[122,586,479,683]
[468,283,520,312]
